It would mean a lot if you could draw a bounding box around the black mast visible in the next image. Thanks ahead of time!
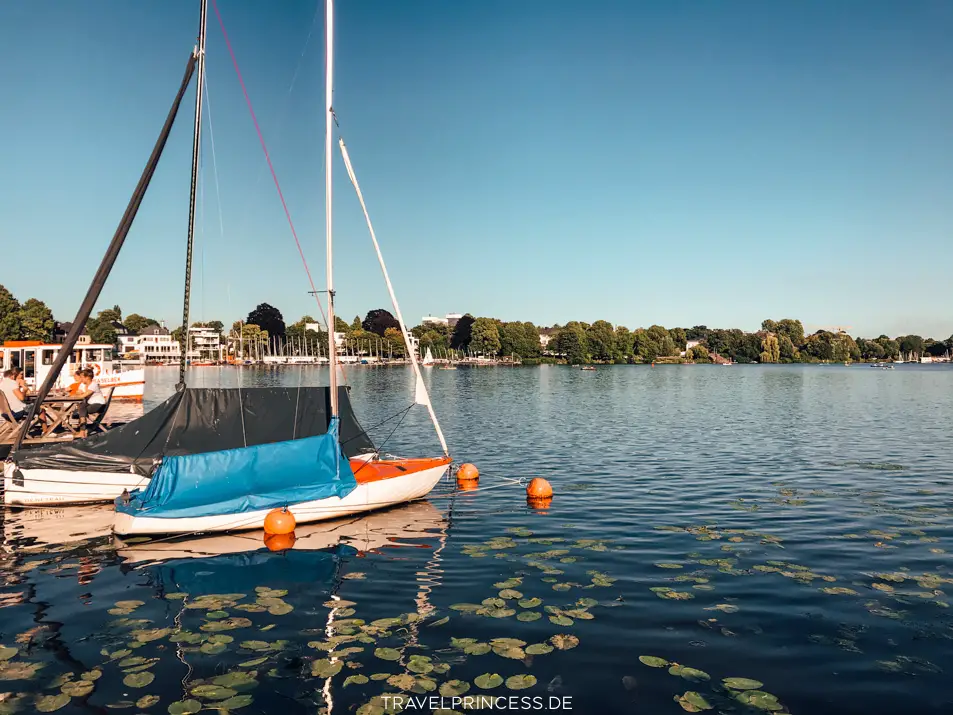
[9,53,198,455]
[178,0,208,387]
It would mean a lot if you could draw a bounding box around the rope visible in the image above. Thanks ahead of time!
[209,0,336,349]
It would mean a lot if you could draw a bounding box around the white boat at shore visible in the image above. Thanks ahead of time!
[1,341,144,401]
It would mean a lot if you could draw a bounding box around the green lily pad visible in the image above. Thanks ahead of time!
[115,600,145,609]
[475,673,503,689]
[639,655,669,668]
[218,695,254,710]
[165,593,188,600]
[464,643,491,655]
[451,637,478,647]
[136,695,161,708]
[549,615,573,626]
[123,672,155,688]
[375,648,401,661]
[190,684,237,701]
[311,659,343,678]
[505,674,537,690]
[201,618,253,632]
[344,674,369,687]
[482,597,506,608]
[212,671,257,689]
[499,589,523,599]
[61,680,94,697]
[0,647,18,661]
[735,690,782,711]
[239,641,271,652]
[517,611,542,622]
[655,563,683,569]
[200,642,227,655]
[494,578,523,589]
[133,628,172,642]
[670,665,710,682]
[81,669,103,682]
[428,616,450,627]
[682,691,713,710]
[492,645,525,660]
[517,597,542,608]
[167,699,202,715]
[267,603,293,616]
[35,694,71,713]
[239,657,268,668]
[820,587,858,596]
[526,643,554,655]
[206,610,229,619]
[723,677,764,690]
[450,604,482,613]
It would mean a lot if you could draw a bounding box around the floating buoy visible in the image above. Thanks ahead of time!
[264,531,296,552]
[527,496,552,511]
[457,479,479,492]
[456,463,479,481]
[526,478,553,499]
[264,507,296,535]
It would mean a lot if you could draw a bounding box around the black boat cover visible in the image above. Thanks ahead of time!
[11,386,375,475]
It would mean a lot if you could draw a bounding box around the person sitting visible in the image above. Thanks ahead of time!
[67,367,83,396]
[0,368,27,421]
[74,368,107,437]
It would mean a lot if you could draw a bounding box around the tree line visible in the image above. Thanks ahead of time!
[2,285,950,364]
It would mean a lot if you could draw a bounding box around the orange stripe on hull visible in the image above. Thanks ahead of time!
[351,456,452,485]
[112,395,144,402]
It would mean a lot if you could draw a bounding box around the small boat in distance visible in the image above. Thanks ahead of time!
[422,347,434,367]
[580,366,596,371]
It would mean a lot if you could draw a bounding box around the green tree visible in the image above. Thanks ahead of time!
[519,322,542,358]
[760,334,780,363]
[778,335,798,361]
[333,316,349,333]
[586,320,617,362]
[632,328,660,361]
[857,338,884,361]
[18,298,55,342]
[554,324,588,364]
[124,314,158,334]
[615,326,634,360]
[247,303,285,337]
[689,344,710,362]
[172,325,186,346]
[0,284,22,341]
[87,318,117,346]
[383,327,406,357]
[351,316,363,331]
[362,309,399,336]
[450,314,475,351]
[801,331,835,361]
[668,327,687,351]
[897,335,924,360]
[874,335,900,360]
[469,317,502,356]
[98,305,122,324]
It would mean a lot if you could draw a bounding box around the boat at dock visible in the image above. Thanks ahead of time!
[5,0,452,527]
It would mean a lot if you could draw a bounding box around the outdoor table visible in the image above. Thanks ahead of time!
[24,395,89,438]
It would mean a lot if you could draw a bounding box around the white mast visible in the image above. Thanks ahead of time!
[325,0,338,417]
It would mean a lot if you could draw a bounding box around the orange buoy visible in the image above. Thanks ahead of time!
[457,479,479,492]
[526,478,553,499]
[527,496,552,511]
[264,507,296,535]
[264,531,296,552]
[456,463,479,481]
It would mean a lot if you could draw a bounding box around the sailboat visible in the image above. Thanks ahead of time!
[422,347,434,367]
[4,0,452,534]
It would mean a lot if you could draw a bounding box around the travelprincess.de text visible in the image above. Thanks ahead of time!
[382,695,573,711]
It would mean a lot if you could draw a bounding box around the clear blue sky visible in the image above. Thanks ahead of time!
[1,0,951,339]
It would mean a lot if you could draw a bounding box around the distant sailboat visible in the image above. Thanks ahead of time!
[422,347,434,367]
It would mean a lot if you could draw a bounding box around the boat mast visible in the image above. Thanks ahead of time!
[325,0,339,417]
[178,0,208,389]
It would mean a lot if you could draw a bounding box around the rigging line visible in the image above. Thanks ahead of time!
[210,0,331,334]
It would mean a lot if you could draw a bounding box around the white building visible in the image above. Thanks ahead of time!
[680,339,701,357]
[119,325,181,363]
[187,326,224,362]
[422,313,463,328]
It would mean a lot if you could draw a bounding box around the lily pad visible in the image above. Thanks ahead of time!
[723,677,764,690]
[136,695,161,708]
[133,628,172,642]
[115,600,145,609]
[201,618,253,632]
[820,587,858,596]
[735,690,782,711]
[408,657,434,674]
[375,648,401,661]
[450,604,482,613]
[639,655,669,668]
[505,674,537,690]
[212,671,258,689]
[387,673,417,691]
[451,637,477,647]
[492,645,526,660]
[239,657,268,668]
[0,647,18,661]
[190,684,237,701]
[670,665,710,682]
[81,669,103,681]
[123,672,155,688]
[526,643,554,655]
[655,563,683,569]
[475,673,504,689]
[206,610,229,619]
[494,578,523,589]
[167,700,202,715]
[344,675,369,687]
[499,589,523,599]
[549,634,579,650]
[549,615,573,626]
[464,643,491,655]
[517,612,542,622]
[517,598,542,608]
[61,680,94,697]
[681,691,713,711]
[311,659,343,678]
[218,695,254,710]
[35,694,71,713]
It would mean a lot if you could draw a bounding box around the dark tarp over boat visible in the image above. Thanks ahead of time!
[11,386,375,475]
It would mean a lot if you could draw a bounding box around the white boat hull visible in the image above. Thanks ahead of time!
[2,462,149,506]
[113,462,449,536]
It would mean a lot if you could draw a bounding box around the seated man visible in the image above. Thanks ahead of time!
[0,368,27,421]
[74,368,107,437]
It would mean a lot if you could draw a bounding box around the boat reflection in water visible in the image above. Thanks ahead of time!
[1,500,449,713]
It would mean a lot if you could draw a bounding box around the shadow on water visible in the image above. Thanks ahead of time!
[1,364,952,714]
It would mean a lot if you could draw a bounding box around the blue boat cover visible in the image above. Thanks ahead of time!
[116,418,357,519]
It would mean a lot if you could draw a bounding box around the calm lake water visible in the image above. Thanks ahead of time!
[2,364,952,715]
